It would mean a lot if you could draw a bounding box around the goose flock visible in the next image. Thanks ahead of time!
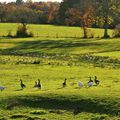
[0,76,100,91]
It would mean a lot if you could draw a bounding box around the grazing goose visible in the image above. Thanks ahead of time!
[88,77,94,87]
[94,76,100,85]
[37,79,41,89]
[78,81,84,87]
[0,86,5,91]
[63,78,67,88]
[20,79,26,89]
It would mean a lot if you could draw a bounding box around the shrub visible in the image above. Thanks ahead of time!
[112,28,120,38]
[16,24,33,38]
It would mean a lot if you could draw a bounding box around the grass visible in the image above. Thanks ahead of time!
[0,23,120,120]
[0,23,113,38]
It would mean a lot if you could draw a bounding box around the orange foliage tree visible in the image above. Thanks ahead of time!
[65,7,95,38]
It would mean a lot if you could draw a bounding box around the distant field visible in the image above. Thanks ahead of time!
[0,23,113,38]
[0,23,120,120]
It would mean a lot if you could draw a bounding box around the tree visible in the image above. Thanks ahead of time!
[58,1,69,24]
[16,0,23,5]
[95,0,120,38]
[47,2,59,24]
[65,7,94,38]
[6,6,38,24]
[59,0,95,38]
[0,4,7,22]
[26,0,33,4]
[59,0,94,24]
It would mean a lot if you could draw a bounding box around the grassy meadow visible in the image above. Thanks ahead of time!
[0,23,113,38]
[0,23,120,120]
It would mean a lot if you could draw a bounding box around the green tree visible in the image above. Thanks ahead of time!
[0,4,7,22]
[96,0,120,38]
[16,0,24,5]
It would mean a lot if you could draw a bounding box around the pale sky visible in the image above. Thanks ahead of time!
[0,0,62,3]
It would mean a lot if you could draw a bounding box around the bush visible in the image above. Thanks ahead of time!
[16,24,33,38]
[112,28,120,38]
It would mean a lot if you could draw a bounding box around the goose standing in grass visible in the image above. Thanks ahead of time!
[78,81,84,87]
[63,78,67,88]
[0,86,5,91]
[37,79,41,89]
[20,79,26,89]
[94,76,100,85]
[88,77,94,87]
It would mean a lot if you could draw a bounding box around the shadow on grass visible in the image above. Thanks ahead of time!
[0,39,103,56]
[15,89,23,91]
[8,95,119,116]
[57,87,64,89]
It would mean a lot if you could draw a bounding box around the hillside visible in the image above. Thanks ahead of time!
[0,23,120,120]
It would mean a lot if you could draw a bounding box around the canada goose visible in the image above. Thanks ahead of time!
[63,78,67,87]
[37,79,41,89]
[0,86,5,91]
[88,77,94,87]
[94,76,100,85]
[88,77,93,83]
[20,79,26,89]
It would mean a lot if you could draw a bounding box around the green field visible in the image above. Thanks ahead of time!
[0,23,120,120]
[0,23,113,38]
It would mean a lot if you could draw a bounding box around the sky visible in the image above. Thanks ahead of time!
[0,0,62,3]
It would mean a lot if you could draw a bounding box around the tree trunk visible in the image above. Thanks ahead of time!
[103,17,109,38]
[103,0,109,38]
[83,25,87,38]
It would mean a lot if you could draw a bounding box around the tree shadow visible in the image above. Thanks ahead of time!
[12,95,119,116]
[0,39,102,56]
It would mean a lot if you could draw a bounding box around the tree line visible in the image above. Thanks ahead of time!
[0,1,59,24]
[0,0,120,38]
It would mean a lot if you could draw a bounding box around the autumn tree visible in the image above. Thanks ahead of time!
[59,0,94,24]
[47,2,59,24]
[65,7,94,38]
